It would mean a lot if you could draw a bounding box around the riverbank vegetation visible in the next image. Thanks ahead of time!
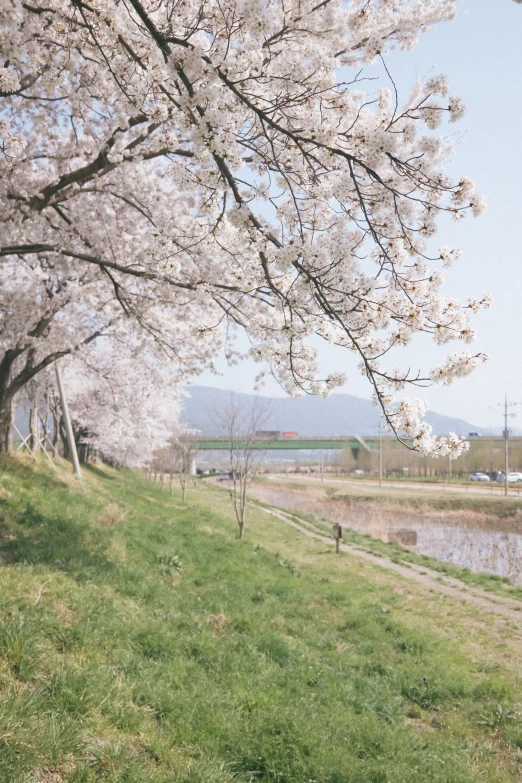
[254,476,522,522]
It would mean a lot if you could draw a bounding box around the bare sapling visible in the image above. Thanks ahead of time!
[171,431,198,502]
[216,396,271,539]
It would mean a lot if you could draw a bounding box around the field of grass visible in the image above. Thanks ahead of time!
[328,488,522,518]
[1,457,522,782]
[256,475,522,521]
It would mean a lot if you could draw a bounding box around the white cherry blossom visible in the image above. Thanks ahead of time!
[0,0,499,455]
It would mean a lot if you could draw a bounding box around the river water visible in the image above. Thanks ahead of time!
[250,485,522,586]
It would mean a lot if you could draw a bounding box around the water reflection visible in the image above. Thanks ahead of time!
[251,487,522,585]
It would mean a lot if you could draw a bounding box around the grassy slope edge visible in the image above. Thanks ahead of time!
[0,456,522,783]
[248,498,522,602]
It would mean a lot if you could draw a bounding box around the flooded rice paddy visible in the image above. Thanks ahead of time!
[249,483,522,585]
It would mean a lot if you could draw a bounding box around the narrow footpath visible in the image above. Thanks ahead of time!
[253,501,522,627]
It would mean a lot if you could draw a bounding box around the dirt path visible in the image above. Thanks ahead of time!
[253,501,522,626]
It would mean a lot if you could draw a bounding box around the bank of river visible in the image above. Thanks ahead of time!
[249,481,522,585]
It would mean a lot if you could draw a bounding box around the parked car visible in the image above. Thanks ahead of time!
[470,472,490,482]
[496,472,522,483]
[218,471,233,481]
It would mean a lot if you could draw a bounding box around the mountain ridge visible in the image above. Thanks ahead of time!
[180,385,487,437]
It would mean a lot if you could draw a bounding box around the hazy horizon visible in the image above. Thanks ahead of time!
[182,383,509,433]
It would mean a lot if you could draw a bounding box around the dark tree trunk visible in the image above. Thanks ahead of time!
[52,411,59,449]
[0,397,14,453]
[0,351,17,453]
[29,406,38,451]
[59,416,69,458]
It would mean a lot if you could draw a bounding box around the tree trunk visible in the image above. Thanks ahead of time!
[0,350,18,453]
[41,408,49,447]
[59,416,69,458]
[239,522,245,539]
[29,406,38,451]
[0,397,14,452]
[52,411,59,449]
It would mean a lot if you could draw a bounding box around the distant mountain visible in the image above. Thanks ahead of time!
[180,385,485,437]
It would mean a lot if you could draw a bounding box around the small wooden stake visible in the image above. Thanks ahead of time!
[333,523,342,553]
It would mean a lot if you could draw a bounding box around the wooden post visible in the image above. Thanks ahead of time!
[333,523,342,553]
[55,363,82,479]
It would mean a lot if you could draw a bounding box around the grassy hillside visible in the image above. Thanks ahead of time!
[1,458,522,782]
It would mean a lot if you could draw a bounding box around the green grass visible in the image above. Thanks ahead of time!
[1,457,522,782]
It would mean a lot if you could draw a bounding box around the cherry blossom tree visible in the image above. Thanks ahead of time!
[1,0,497,456]
[0,252,214,450]
[0,256,111,450]
[57,342,181,466]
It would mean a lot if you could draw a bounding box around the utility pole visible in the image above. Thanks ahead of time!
[371,423,383,486]
[55,363,82,479]
[378,421,383,487]
[499,394,518,497]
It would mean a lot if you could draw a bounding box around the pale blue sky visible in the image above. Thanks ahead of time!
[196,1,522,429]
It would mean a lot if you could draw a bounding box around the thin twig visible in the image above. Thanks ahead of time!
[34,579,52,605]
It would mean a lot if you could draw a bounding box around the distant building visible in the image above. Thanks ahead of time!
[252,430,300,439]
